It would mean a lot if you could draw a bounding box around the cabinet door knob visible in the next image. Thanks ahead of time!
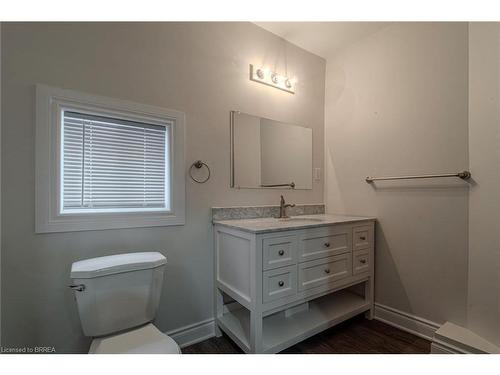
[360,236,366,241]
[360,259,367,264]
[278,280,284,287]
[324,242,330,248]
[324,269,330,274]
[278,250,285,256]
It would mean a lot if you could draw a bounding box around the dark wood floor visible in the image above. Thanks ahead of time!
[183,314,430,354]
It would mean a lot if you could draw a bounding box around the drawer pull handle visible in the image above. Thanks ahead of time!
[324,242,331,248]
[360,259,367,264]
[278,280,284,287]
[278,250,285,256]
[360,236,366,240]
[324,269,331,274]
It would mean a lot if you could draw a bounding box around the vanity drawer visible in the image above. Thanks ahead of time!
[263,235,298,270]
[353,224,373,250]
[298,253,352,291]
[298,226,352,262]
[353,249,370,275]
[262,265,297,303]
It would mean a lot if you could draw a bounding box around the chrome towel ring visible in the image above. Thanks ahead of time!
[189,160,211,184]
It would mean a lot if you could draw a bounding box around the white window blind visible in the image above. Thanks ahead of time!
[62,111,169,212]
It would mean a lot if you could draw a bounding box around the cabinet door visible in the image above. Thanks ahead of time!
[353,224,373,251]
[353,249,370,275]
[262,265,298,303]
[298,226,352,262]
[263,235,298,270]
[298,253,352,291]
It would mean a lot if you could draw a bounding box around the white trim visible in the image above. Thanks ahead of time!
[35,84,186,233]
[166,318,216,349]
[374,303,440,341]
[431,342,462,354]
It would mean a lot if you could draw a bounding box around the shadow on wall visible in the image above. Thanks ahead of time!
[374,225,413,314]
[325,63,347,105]
[368,179,469,324]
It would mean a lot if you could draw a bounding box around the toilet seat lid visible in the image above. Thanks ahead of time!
[89,323,180,354]
[71,252,167,279]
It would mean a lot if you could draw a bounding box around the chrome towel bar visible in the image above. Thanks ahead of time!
[260,182,296,189]
[365,170,471,183]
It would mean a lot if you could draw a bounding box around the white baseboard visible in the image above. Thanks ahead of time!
[166,318,216,349]
[374,303,440,341]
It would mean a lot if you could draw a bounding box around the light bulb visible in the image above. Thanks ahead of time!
[256,69,264,79]
[271,73,279,84]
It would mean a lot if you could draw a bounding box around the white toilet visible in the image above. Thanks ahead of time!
[70,252,181,354]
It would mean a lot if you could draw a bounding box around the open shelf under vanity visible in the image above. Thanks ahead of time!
[218,286,371,353]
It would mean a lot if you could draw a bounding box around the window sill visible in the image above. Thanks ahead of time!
[36,211,185,233]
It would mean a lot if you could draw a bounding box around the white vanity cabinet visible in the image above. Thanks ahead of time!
[213,215,375,353]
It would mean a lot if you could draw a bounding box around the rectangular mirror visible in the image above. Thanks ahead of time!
[230,111,313,189]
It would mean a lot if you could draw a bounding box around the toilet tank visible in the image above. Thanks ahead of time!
[70,252,167,337]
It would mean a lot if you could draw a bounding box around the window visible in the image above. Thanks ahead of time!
[36,85,185,233]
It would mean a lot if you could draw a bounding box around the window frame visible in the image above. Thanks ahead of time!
[35,84,185,233]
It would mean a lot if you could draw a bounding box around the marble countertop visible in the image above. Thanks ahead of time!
[213,214,376,233]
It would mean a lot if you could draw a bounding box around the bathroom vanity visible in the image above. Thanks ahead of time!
[213,214,375,353]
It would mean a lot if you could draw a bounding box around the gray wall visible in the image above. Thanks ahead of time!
[468,22,500,347]
[324,23,469,325]
[0,22,325,352]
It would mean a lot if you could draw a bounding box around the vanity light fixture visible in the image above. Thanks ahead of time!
[250,64,296,94]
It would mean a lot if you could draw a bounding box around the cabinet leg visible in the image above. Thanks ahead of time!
[214,324,223,338]
[365,308,375,320]
[365,277,375,320]
[215,287,224,337]
[249,311,263,354]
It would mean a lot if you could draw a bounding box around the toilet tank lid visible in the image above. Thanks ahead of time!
[71,252,167,279]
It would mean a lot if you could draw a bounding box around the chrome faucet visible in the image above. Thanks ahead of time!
[279,195,295,219]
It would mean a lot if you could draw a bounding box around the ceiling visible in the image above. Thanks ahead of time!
[254,22,391,60]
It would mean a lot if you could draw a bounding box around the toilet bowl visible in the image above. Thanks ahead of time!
[70,252,181,354]
[89,323,181,354]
